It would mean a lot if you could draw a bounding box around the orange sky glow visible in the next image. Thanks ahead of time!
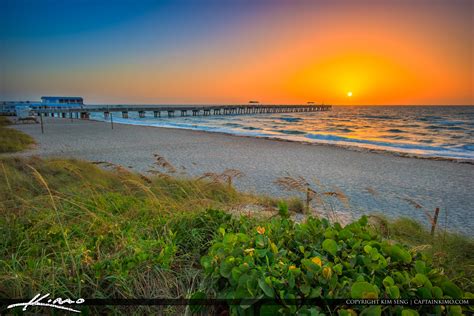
[1,0,473,105]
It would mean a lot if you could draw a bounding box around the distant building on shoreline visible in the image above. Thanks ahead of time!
[40,96,83,107]
[0,96,84,115]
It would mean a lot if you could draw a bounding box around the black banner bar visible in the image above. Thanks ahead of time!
[1,298,472,306]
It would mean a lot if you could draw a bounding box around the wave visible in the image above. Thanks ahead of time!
[223,123,243,128]
[381,135,407,140]
[437,120,466,126]
[362,115,396,120]
[278,130,306,135]
[338,128,353,133]
[386,128,405,133]
[304,133,474,159]
[455,144,474,151]
[417,116,443,121]
[280,117,302,123]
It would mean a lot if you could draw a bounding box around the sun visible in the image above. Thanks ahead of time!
[347,91,353,97]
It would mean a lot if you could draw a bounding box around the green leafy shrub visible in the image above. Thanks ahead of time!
[201,216,469,315]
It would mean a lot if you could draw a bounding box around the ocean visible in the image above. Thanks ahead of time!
[92,106,474,161]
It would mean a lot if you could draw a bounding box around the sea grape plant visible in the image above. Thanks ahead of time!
[200,216,468,315]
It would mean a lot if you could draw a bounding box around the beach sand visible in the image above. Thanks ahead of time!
[9,117,474,235]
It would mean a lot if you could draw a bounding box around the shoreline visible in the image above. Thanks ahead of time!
[137,123,474,165]
[90,116,474,165]
[7,117,474,236]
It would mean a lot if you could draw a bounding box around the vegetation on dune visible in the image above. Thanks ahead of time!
[373,216,474,294]
[0,116,35,153]
[1,156,472,315]
[0,156,258,314]
[201,214,471,315]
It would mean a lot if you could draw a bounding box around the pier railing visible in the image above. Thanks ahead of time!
[34,104,332,119]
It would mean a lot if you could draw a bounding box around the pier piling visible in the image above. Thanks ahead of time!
[35,104,332,121]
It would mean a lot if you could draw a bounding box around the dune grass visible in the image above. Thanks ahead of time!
[0,157,261,298]
[0,116,35,153]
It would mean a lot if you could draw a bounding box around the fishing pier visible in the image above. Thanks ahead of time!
[35,104,332,120]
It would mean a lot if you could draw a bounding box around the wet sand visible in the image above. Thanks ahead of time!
[9,117,474,235]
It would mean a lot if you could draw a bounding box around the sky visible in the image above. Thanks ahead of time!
[0,0,472,105]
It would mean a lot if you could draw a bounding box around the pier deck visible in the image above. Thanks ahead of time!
[35,104,331,119]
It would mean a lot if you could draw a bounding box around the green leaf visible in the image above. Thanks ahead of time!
[246,272,258,296]
[388,285,400,299]
[414,260,426,274]
[441,281,463,298]
[258,278,275,298]
[239,262,250,273]
[339,228,353,240]
[220,260,233,278]
[200,255,212,272]
[310,287,322,298]
[369,248,379,260]
[389,245,412,264]
[324,228,337,239]
[300,283,311,296]
[322,239,338,256]
[401,309,419,316]
[288,271,295,289]
[416,286,431,299]
[223,233,236,245]
[270,242,278,254]
[383,276,394,287]
[231,267,242,283]
[377,255,388,269]
[360,305,381,316]
[351,281,379,299]
[432,286,443,299]
[301,259,322,274]
[256,235,265,248]
[364,245,373,254]
[413,273,429,287]
[333,263,343,275]
[236,233,250,243]
[448,305,463,316]
[393,271,406,284]
[339,309,357,316]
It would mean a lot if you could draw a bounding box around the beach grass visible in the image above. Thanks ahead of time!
[0,117,35,153]
[0,157,261,300]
